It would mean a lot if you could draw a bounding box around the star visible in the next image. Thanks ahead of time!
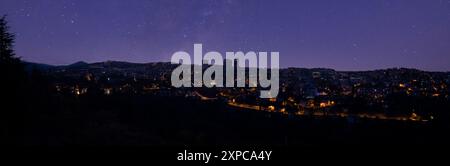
[0,0,449,71]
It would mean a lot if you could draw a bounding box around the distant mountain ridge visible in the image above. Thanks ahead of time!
[66,61,89,68]
[22,60,450,74]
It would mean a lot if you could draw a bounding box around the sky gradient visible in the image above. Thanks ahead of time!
[1,0,450,71]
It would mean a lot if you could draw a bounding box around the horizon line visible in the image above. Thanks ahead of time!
[22,59,450,73]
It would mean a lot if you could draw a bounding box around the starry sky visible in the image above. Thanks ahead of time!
[1,0,450,71]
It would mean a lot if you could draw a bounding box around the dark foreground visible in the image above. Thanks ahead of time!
[7,94,450,146]
[3,94,450,164]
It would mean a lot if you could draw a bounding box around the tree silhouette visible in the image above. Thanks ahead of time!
[0,16,18,63]
[0,15,24,82]
[0,15,26,145]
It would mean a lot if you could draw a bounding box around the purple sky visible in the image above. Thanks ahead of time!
[1,0,450,71]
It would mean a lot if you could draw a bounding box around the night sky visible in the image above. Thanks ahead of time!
[1,0,450,71]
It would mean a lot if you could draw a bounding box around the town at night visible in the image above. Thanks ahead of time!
[1,0,450,164]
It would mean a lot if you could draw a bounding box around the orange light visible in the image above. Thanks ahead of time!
[319,102,327,108]
[268,105,275,111]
